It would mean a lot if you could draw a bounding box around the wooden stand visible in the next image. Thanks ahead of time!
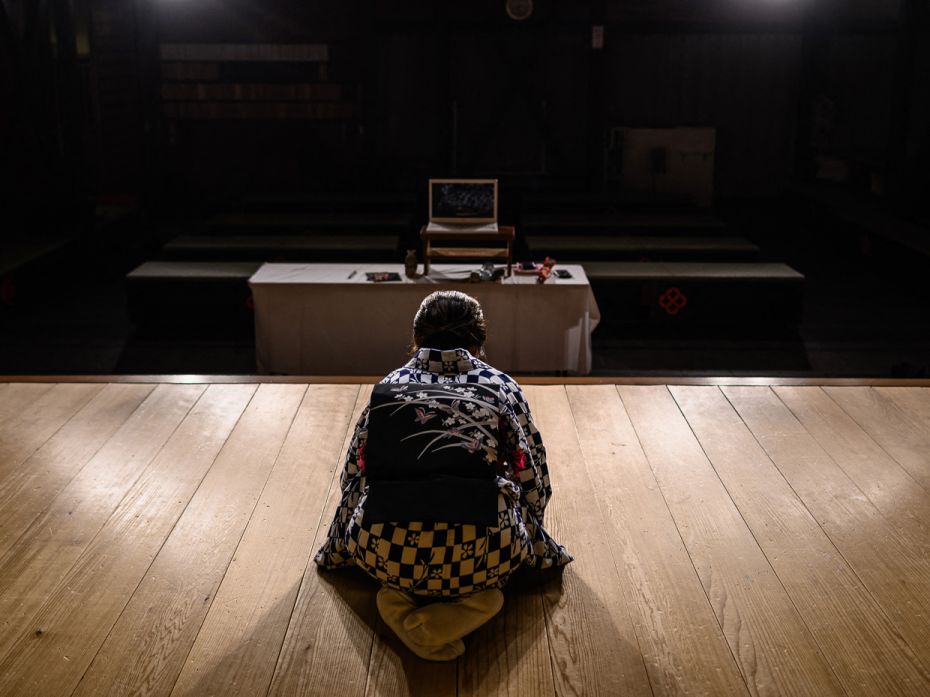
[420,225,515,276]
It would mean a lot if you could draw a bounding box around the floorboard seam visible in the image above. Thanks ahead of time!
[0,385,154,565]
[719,385,930,690]
[705,386,854,696]
[770,386,930,548]
[65,383,224,697]
[165,384,308,697]
[823,387,930,497]
[563,386,657,697]
[266,385,367,697]
[3,384,106,483]
[616,385,752,697]
[0,384,206,673]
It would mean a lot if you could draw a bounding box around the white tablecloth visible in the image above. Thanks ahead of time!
[249,263,600,375]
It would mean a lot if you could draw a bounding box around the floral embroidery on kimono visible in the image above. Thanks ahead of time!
[314,347,573,597]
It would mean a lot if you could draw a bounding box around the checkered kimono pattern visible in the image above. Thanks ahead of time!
[315,347,573,597]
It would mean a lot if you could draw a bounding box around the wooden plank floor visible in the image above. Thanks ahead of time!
[1,382,929,697]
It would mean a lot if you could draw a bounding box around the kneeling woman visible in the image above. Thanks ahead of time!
[315,290,572,660]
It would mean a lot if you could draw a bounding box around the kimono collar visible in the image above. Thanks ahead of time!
[409,347,481,375]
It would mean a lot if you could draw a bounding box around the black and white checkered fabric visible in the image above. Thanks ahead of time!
[346,490,529,596]
[315,347,573,597]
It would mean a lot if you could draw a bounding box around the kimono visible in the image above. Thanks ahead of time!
[315,347,572,597]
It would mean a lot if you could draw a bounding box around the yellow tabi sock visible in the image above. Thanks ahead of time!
[402,588,504,645]
[376,587,466,662]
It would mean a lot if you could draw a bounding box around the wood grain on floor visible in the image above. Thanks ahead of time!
[1,382,929,697]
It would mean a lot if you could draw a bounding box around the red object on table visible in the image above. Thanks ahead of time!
[537,257,557,284]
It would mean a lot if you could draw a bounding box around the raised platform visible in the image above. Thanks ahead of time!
[161,234,400,262]
[125,258,804,334]
[581,261,804,327]
[206,211,411,233]
[521,212,727,235]
[524,235,760,261]
[127,260,262,281]
[236,191,417,213]
[581,260,803,282]
[126,261,260,330]
[0,379,928,696]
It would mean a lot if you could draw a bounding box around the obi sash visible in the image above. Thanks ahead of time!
[363,382,502,525]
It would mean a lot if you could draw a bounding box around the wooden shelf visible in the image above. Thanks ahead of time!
[428,247,510,259]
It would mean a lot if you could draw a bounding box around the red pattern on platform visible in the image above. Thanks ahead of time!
[658,286,688,316]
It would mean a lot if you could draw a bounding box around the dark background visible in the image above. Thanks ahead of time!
[1,0,928,376]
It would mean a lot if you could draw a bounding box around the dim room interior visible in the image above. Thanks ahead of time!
[1,1,929,696]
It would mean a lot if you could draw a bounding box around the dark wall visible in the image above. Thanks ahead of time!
[604,33,803,197]
[2,0,93,236]
[4,0,927,212]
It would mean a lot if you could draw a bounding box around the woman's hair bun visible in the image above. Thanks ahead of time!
[413,291,487,351]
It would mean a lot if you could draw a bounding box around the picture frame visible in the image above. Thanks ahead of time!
[428,178,498,225]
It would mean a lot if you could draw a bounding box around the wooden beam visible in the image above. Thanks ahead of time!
[3,375,930,386]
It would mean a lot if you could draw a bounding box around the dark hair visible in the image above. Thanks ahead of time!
[412,290,487,351]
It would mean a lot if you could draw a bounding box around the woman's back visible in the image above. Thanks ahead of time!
[314,292,571,660]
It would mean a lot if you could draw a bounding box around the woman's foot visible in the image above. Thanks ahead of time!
[402,588,504,645]
[376,588,466,662]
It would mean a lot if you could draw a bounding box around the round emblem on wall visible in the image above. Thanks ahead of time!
[506,0,534,21]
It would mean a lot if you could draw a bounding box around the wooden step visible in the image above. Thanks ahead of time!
[579,262,804,327]
[126,262,262,331]
[580,261,803,283]
[522,212,726,235]
[524,235,759,260]
[161,235,399,262]
[207,211,411,233]
[238,192,416,213]
[127,261,262,281]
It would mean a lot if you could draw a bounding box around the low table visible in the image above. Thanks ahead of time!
[249,263,600,375]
